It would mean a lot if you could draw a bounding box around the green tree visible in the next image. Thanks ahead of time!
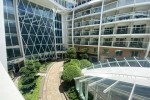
[80,59,92,69]
[65,47,77,61]
[80,48,89,59]
[63,64,81,82]
[19,60,41,93]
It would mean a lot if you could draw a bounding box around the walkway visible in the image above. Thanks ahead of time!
[41,61,66,100]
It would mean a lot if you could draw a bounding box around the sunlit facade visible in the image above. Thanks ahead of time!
[67,0,150,62]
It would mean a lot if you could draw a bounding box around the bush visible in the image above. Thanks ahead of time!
[64,60,80,70]
[70,59,80,67]
[66,47,77,60]
[63,65,81,82]
[80,59,92,69]
[67,87,80,100]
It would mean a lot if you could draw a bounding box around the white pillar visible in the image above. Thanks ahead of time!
[98,0,104,61]
[0,0,8,71]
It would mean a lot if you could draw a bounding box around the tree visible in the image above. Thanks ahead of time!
[80,59,92,69]
[63,64,81,82]
[80,48,89,59]
[66,47,77,61]
[19,60,41,93]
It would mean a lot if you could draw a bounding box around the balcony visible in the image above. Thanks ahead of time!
[103,11,150,24]
[74,40,80,44]
[102,42,112,46]
[89,41,98,45]
[113,41,128,47]
[129,41,143,48]
[68,25,72,28]
[74,32,81,36]
[68,41,72,44]
[81,31,90,36]
[67,15,72,20]
[90,30,99,35]
[102,30,113,35]
[103,0,150,11]
[80,41,89,45]
[75,20,100,28]
[68,33,72,36]
[116,27,129,34]
[75,6,101,19]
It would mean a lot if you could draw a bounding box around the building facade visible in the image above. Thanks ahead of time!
[67,0,150,62]
[1,0,69,77]
[1,0,150,76]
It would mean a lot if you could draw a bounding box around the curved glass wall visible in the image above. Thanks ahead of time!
[3,0,22,61]
[18,0,56,60]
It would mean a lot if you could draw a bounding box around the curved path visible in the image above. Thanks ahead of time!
[42,61,66,100]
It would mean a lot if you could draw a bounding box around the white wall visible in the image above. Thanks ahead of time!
[0,0,8,71]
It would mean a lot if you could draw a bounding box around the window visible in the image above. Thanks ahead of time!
[131,51,139,57]
[93,48,97,53]
[115,50,123,56]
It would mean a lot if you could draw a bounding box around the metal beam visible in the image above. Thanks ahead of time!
[103,81,119,93]
[128,84,136,100]
[107,60,111,67]
[115,58,120,67]
[134,57,142,67]
[124,57,131,67]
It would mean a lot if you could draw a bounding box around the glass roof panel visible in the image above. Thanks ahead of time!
[132,85,150,99]
[113,82,133,93]
[100,79,116,86]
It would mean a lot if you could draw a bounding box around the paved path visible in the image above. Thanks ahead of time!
[42,61,66,100]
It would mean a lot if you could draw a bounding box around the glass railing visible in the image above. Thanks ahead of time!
[88,41,98,45]
[80,41,89,45]
[104,0,150,11]
[53,0,74,8]
[113,41,128,47]
[75,20,100,28]
[81,31,90,36]
[75,6,101,18]
[101,41,112,46]
[67,15,72,20]
[90,30,99,35]
[101,26,150,35]
[74,40,80,44]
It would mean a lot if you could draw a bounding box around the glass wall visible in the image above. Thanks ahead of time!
[18,0,56,60]
[3,0,22,61]
[3,0,23,76]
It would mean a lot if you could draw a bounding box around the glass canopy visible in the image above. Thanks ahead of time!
[74,57,150,100]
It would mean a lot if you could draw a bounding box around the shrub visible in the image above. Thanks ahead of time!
[70,59,80,67]
[63,65,81,82]
[80,59,92,69]
[66,47,77,60]
[64,60,80,70]
[80,48,89,59]
[67,87,80,100]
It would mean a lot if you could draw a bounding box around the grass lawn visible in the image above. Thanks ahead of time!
[18,76,42,100]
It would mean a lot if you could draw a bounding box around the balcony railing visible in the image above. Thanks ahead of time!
[88,41,98,45]
[67,15,72,20]
[90,30,99,35]
[103,0,150,11]
[75,6,101,18]
[81,31,90,36]
[75,20,100,28]
[113,41,128,47]
[101,26,150,35]
[74,40,80,44]
[101,41,112,46]
[53,0,74,8]
[103,11,150,24]
[80,41,89,45]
